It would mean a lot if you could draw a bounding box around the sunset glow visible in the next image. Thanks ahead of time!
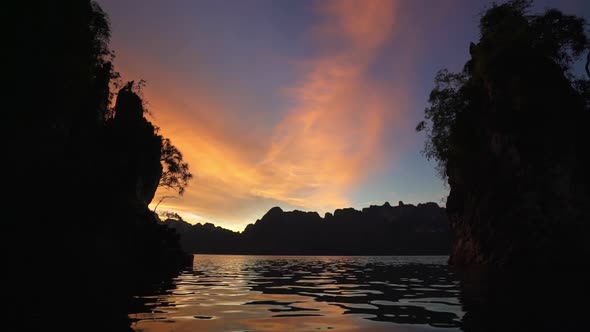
[98,0,588,230]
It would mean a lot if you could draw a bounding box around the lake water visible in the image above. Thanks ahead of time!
[129,255,466,331]
[128,254,590,331]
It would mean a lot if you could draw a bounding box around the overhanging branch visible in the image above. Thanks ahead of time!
[153,195,177,213]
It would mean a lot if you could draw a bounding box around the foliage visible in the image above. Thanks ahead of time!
[161,211,184,221]
[86,2,122,121]
[416,70,469,177]
[160,138,193,195]
[89,1,111,64]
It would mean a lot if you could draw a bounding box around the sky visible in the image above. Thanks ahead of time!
[97,0,589,232]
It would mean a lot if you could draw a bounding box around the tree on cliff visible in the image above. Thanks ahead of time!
[107,81,193,203]
[160,137,193,195]
[416,0,590,266]
[416,0,589,179]
[10,1,193,330]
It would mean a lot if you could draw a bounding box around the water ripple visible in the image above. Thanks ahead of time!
[130,255,463,331]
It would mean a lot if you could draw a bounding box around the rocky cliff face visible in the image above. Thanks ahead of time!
[446,28,590,267]
[8,3,190,330]
[107,84,163,207]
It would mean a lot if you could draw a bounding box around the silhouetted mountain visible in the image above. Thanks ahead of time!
[162,201,450,255]
[417,1,590,267]
[163,218,241,254]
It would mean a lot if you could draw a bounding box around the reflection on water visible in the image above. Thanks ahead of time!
[130,255,463,331]
[130,255,590,331]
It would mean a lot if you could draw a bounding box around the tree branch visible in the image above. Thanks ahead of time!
[153,195,177,213]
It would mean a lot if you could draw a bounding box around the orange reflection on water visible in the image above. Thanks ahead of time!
[130,255,462,332]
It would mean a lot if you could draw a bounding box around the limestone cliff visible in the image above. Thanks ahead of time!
[106,83,163,207]
[443,3,590,267]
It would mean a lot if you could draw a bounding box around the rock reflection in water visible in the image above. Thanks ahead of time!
[457,267,589,332]
[130,255,463,332]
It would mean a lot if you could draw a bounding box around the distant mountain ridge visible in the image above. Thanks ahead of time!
[161,201,450,255]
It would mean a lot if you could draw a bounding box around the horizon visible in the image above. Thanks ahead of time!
[163,199,442,232]
[97,0,589,231]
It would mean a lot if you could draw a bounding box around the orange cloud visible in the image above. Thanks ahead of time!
[145,0,399,230]
[252,0,397,209]
[314,0,396,51]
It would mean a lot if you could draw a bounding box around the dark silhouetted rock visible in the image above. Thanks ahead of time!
[163,201,450,255]
[417,2,590,267]
[8,2,191,331]
[445,7,590,267]
[106,83,163,207]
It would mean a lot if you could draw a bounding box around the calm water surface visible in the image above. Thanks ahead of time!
[130,255,464,331]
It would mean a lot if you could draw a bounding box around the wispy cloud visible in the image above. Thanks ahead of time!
[145,0,399,230]
[251,0,398,210]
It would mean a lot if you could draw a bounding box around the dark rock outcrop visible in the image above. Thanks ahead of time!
[106,83,163,206]
[162,201,450,255]
[444,3,590,267]
[7,2,191,331]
